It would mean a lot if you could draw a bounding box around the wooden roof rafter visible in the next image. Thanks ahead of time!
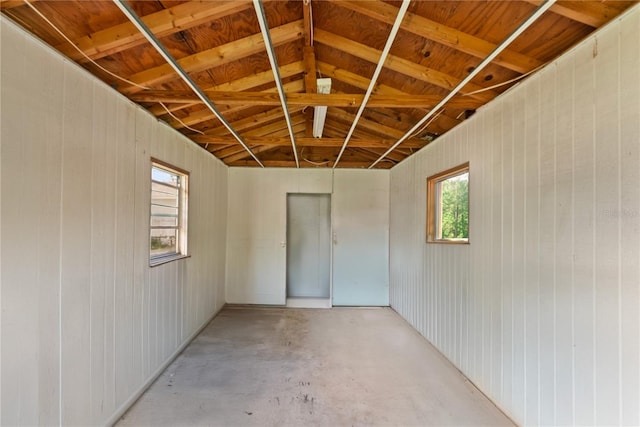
[2,0,635,169]
[120,19,304,94]
[146,60,305,116]
[135,90,483,110]
[334,0,543,74]
[525,0,628,27]
[253,0,300,167]
[54,1,254,62]
[314,29,499,102]
[333,0,411,168]
[192,136,425,149]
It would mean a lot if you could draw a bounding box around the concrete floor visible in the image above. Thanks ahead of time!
[117,307,513,426]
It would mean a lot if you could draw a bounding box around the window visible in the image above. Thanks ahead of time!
[426,162,469,244]
[150,160,189,265]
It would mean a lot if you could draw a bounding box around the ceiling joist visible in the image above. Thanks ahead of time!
[135,90,482,110]
[525,0,626,27]
[121,19,304,94]
[192,136,425,149]
[3,0,630,168]
[335,0,543,74]
[57,1,253,62]
[314,29,498,102]
[147,61,305,116]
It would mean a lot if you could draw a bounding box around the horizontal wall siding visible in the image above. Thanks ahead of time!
[389,7,640,426]
[0,18,227,426]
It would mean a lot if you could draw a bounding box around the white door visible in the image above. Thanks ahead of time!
[286,193,331,298]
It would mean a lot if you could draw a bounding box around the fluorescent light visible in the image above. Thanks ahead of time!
[313,106,328,138]
[313,78,331,138]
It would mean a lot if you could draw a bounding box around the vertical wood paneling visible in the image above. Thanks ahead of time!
[1,29,27,425]
[1,18,228,427]
[572,29,597,425]
[226,169,389,306]
[618,9,640,427]
[90,83,110,423]
[332,169,390,306]
[538,62,557,427]
[511,87,526,420]
[60,68,93,424]
[501,95,514,413]
[1,27,66,426]
[594,22,622,426]
[35,42,65,426]
[389,6,640,426]
[554,52,575,427]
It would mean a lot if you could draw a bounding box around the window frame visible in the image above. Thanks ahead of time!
[426,162,470,244]
[150,158,189,266]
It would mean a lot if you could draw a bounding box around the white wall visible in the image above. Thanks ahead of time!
[226,168,389,306]
[389,6,640,426]
[332,170,389,305]
[0,18,228,426]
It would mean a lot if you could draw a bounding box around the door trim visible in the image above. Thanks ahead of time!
[285,192,333,307]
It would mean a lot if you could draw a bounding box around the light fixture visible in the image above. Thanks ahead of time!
[312,78,331,138]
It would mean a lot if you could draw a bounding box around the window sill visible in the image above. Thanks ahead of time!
[426,239,469,245]
[150,254,190,267]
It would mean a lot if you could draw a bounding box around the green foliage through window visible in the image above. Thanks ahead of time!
[427,163,469,243]
[438,172,469,239]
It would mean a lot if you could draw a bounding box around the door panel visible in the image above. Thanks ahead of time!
[286,194,331,298]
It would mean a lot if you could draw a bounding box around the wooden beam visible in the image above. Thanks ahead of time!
[200,107,303,137]
[148,61,305,116]
[196,105,304,137]
[335,0,542,74]
[55,1,253,61]
[1,0,35,9]
[191,136,424,149]
[215,144,250,159]
[317,62,405,96]
[357,147,405,163]
[329,108,409,139]
[121,20,304,94]
[223,145,279,164]
[164,81,305,130]
[303,46,317,137]
[303,0,316,137]
[317,61,468,135]
[322,119,396,142]
[245,116,306,138]
[525,0,625,27]
[314,29,498,102]
[227,160,391,168]
[134,90,481,109]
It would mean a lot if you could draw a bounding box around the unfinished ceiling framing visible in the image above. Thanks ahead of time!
[2,0,636,168]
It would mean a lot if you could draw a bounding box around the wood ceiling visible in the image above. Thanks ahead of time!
[2,0,636,168]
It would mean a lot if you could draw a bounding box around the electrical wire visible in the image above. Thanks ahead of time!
[158,102,205,135]
[23,0,207,136]
[462,61,548,97]
[23,0,149,91]
[304,158,330,166]
[300,148,330,166]
[410,109,444,138]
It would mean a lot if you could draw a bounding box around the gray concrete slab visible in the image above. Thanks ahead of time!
[117,307,514,426]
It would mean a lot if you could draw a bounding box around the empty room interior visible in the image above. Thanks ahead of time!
[1,0,639,425]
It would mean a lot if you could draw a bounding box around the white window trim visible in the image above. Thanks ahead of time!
[150,159,189,266]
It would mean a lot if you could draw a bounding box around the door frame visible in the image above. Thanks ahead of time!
[285,192,333,308]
